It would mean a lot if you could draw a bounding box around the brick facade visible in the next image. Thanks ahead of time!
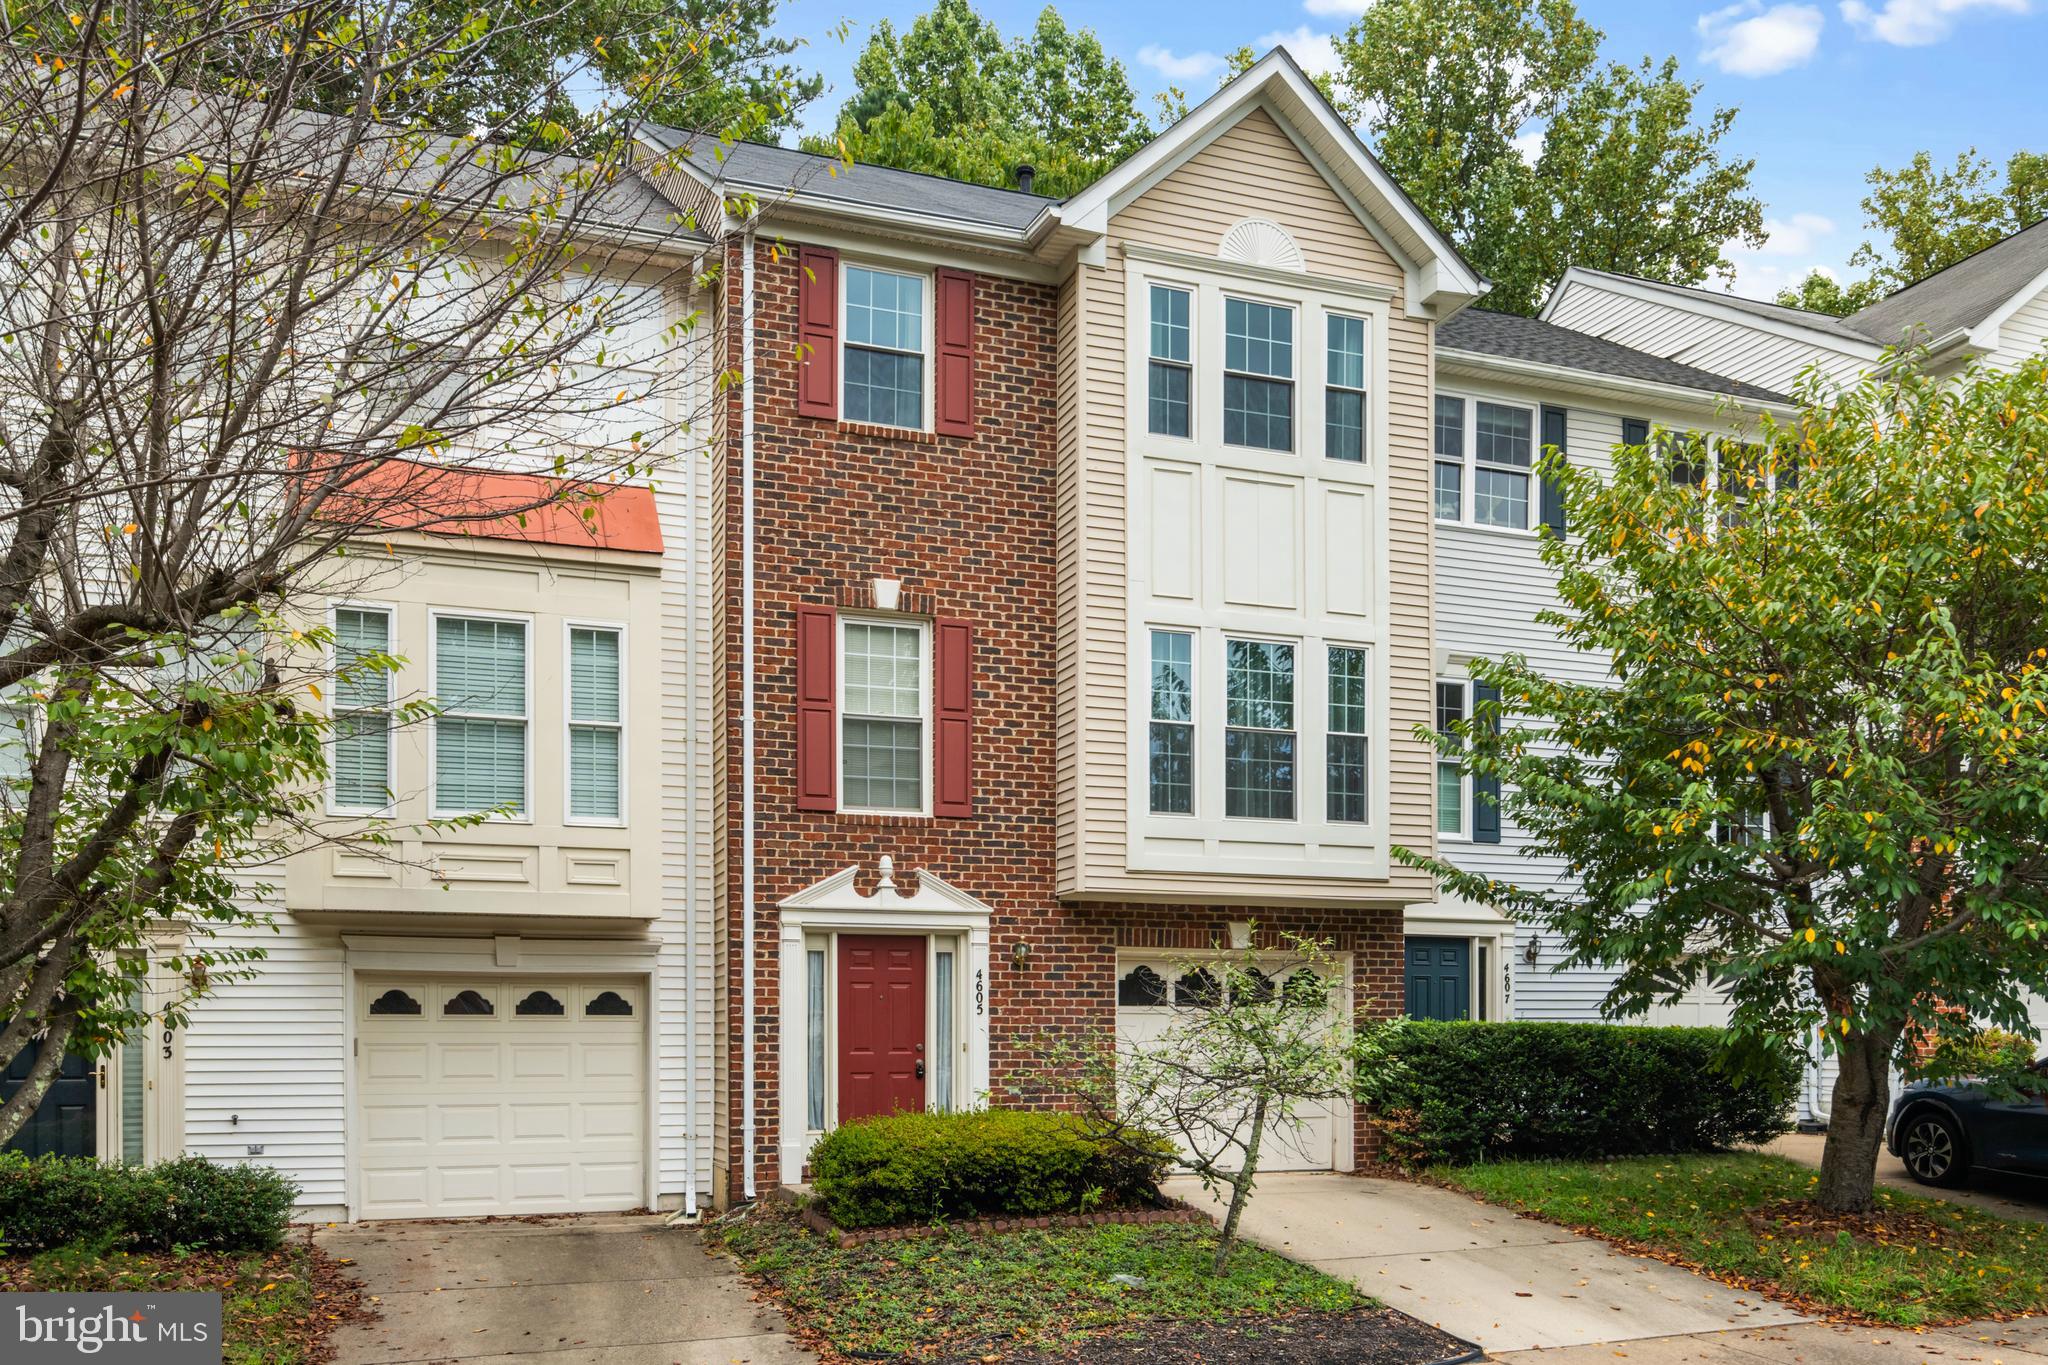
[714,240,1406,1204]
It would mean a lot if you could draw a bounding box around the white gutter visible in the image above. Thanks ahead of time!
[740,230,759,1202]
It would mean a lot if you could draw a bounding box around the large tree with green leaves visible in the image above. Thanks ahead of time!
[1404,354,2048,1214]
[804,0,1153,198]
[1780,149,2048,317]
[1333,0,1764,316]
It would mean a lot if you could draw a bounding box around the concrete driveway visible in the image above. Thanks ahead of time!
[316,1213,811,1365]
[1168,1172,2048,1363]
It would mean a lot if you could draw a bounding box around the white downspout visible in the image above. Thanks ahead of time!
[740,232,759,1201]
[682,281,702,1218]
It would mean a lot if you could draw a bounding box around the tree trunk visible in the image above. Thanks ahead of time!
[0,1014,78,1146]
[1214,1094,1267,1276]
[1815,1027,1898,1214]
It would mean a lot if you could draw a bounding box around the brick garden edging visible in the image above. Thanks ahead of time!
[789,1195,1210,1250]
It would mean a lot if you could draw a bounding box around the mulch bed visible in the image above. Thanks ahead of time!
[1744,1199,1955,1248]
[924,1307,1479,1365]
[796,1196,1208,1249]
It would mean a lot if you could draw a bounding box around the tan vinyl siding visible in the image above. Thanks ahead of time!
[1059,106,1436,903]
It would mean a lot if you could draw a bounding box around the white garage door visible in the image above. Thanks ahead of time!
[1113,957,1341,1173]
[355,977,645,1219]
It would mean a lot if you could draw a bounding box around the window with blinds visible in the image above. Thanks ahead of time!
[434,614,528,815]
[567,625,623,821]
[331,606,394,811]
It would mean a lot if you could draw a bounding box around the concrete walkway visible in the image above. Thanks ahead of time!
[1761,1131,2048,1222]
[316,1213,810,1365]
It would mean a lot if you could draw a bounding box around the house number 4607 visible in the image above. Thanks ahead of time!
[974,969,985,1017]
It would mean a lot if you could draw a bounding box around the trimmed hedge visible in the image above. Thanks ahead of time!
[807,1109,1173,1230]
[0,1153,298,1253]
[1355,1020,1799,1166]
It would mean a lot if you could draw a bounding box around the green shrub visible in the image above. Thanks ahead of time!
[1915,1027,2038,1084]
[1354,1020,1799,1167]
[807,1109,1173,1230]
[0,1152,297,1253]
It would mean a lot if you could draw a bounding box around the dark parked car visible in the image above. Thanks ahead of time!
[1887,1061,2048,1187]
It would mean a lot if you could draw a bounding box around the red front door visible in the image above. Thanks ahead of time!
[838,935,926,1123]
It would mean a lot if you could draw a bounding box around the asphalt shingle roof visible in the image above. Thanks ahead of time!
[1561,269,1875,344]
[641,129,1058,232]
[1846,217,2048,345]
[1438,308,1787,403]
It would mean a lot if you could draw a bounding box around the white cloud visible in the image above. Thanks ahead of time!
[1697,2,1826,75]
[1257,25,1340,77]
[1511,126,1546,165]
[1755,212,1837,256]
[1839,0,2029,45]
[1137,44,1226,81]
[1302,0,1375,15]
[1720,214,1839,299]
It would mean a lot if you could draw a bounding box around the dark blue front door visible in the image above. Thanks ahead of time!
[2,1036,97,1158]
[1405,938,1471,1021]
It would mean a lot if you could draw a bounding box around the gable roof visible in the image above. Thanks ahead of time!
[1546,268,1875,346]
[1439,309,1787,404]
[634,129,1057,233]
[1845,216,2048,345]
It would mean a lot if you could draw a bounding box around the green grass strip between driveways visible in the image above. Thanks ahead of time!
[714,1205,1370,1357]
[1440,1152,2048,1326]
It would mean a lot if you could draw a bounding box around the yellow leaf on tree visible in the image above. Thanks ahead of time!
[1804,927,1817,943]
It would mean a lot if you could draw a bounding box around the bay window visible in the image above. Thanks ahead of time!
[1148,629,1194,814]
[1148,285,1192,438]
[1325,314,1367,462]
[839,618,927,813]
[567,625,624,822]
[1224,638,1296,819]
[434,613,528,816]
[1223,297,1294,452]
[331,605,394,812]
[1326,646,1368,823]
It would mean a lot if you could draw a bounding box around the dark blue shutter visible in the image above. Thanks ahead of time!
[1471,681,1501,845]
[1622,417,1649,448]
[1539,405,1568,535]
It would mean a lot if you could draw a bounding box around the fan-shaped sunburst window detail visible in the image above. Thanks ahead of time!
[443,989,494,1016]
[514,990,564,1017]
[1217,217,1306,273]
[585,989,633,1017]
[1117,964,1168,1007]
[368,988,421,1016]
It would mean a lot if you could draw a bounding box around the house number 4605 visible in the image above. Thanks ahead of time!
[974,969,985,1017]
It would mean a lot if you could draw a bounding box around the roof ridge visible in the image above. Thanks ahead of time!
[1846,213,2048,325]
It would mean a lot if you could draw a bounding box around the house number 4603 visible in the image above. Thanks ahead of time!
[974,969,985,1017]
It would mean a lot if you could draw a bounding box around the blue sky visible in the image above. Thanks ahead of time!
[770,0,2047,304]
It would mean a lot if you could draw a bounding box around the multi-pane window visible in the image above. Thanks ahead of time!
[1224,639,1296,819]
[1472,401,1533,529]
[840,619,926,812]
[1148,630,1194,814]
[1223,298,1294,452]
[567,625,623,821]
[332,606,394,811]
[1435,680,1466,836]
[843,265,925,429]
[1325,314,1367,462]
[435,615,528,816]
[1327,647,1368,823]
[1147,285,1192,438]
[1433,396,1464,521]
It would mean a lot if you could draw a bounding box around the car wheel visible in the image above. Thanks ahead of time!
[1900,1109,1968,1188]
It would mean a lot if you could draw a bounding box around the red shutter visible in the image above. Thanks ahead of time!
[933,269,976,438]
[797,246,839,420]
[933,618,973,817]
[795,605,837,811]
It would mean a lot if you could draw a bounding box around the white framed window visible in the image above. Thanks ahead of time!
[1435,679,1468,839]
[1224,638,1296,820]
[330,603,395,813]
[1147,629,1194,815]
[1325,313,1367,462]
[838,616,929,814]
[1433,396,1535,530]
[1147,284,1193,438]
[843,263,928,429]
[1327,646,1368,824]
[565,622,625,823]
[431,611,530,818]
[1222,297,1294,452]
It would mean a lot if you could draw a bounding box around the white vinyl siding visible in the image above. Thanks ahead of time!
[434,614,529,816]
[567,625,624,822]
[330,606,393,812]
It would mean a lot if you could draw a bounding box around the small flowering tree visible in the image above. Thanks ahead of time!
[1402,353,2048,1214]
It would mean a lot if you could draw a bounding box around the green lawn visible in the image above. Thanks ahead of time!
[1440,1152,2048,1326]
[712,1203,1370,1358]
[1,1241,333,1364]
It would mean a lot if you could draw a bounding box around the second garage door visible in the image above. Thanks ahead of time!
[355,977,645,1219]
